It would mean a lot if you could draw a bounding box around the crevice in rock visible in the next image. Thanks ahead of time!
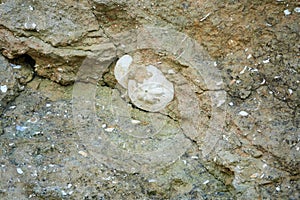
[9,54,36,68]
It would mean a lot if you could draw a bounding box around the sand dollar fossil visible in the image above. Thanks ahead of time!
[114,55,174,112]
[128,65,174,112]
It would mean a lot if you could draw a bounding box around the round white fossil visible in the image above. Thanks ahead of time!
[114,54,133,88]
[127,65,174,112]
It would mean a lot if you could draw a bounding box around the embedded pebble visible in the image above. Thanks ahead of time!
[10,63,22,69]
[167,69,175,74]
[284,9,291,16]
[61,190,67,196]
[17,167,24,174]
[78,151,88,157]
[0,85,8,93]
[24,22,37,30]
[294,7,300,13]
[240,66,248,74]
[131,119,141,124]
[16,125,28,131]
[235,80,241,84]
[262,58,270,64]
[238,111,249,117]
[104,127,115,132]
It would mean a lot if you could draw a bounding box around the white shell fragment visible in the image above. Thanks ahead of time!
[114,55,174,112]
[127,65,174,112]
[114,55,133,88]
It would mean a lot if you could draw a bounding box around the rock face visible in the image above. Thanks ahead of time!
[0,54,34,112]
[0,0,299,199]
[0,55,17,112]
[0,0,113,85]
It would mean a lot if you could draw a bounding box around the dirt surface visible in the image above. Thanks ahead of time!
[0,0,299,199]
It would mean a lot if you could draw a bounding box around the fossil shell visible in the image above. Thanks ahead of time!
[114,55,174,112]
[114,55,133,88]
[127,65,174,112]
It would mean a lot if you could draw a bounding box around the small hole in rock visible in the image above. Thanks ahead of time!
[10,54,36,68]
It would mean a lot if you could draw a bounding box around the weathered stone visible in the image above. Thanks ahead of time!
[0,55,20,112]
[0,0,116,85]
[0,0,299,199]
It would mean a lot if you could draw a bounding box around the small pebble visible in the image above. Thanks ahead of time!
[61,190,67,196]
[0,85,8,93]
[17,168,24,174]
[238,111,249,117]
[105,127,114,132]
[262,58,270,64]
[284,9,291,16]
[294,7,300,13]
[167,69,175,74]
[228,102,234,106]
[203,180,210,185]
[10,63,22,69]
[250,173,258,179]
[240,66,248,74]
[78,151,88,157]
[16,125,28,131]
[263,164,268,168]
[131,119,141,124]
[266,23,272,27]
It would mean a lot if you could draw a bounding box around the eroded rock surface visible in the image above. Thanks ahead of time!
[0,0,299,199]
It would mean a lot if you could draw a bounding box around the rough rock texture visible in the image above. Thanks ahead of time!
[0,54,34,113]
[0,0,299,199]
